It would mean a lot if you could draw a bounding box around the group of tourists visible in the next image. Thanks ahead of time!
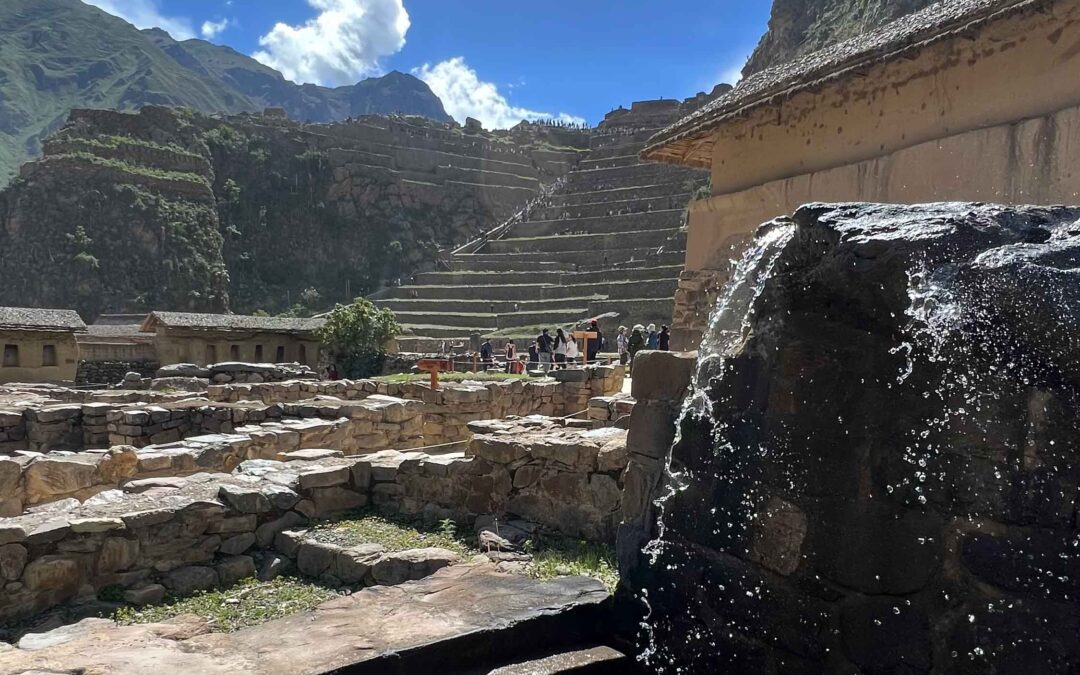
[475,318,670,375]
[616,323,670,365]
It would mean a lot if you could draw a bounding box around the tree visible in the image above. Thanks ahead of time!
[316,299,400,378]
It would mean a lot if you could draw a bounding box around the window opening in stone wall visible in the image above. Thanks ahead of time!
[2,344,18,367]
[206,344,217,364]
[255,345,264,362]
[275,345,286,363]
[230,344,240,360]
[298,344,308,364]
[41,344,57,367]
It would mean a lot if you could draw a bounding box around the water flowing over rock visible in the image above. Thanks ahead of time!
[625,202,1080,672]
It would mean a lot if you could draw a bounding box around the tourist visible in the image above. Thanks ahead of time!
[646,323,659,350]
[325,364,339,381]
[536,329,555,372]
[587,319,602,364]
[627,325,645,367]
[658,325,671,351]
[616,326,628,365]
[553,328,568,369]
[527,341,539,370]
[565,332,580,366]
[480,338,493,366]
[504,341,516,373]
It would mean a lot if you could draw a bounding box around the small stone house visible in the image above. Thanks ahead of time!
[140,312,324,368]
[0,307,86,383]
[643,0,1080,348]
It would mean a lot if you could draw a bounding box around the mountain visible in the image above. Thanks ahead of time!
[0,0,450,182]
[743,0,939,76]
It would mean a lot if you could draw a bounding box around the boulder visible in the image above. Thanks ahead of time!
[163,566,218,595]
[123,584,166,606]
[216,555,256,588]
[625,203,1080,669]
[0,543,28,581]
[217,484,270,514]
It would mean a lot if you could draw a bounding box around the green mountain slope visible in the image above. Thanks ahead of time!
[0,0,449,182]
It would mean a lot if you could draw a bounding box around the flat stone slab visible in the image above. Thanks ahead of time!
[0,563,609,674]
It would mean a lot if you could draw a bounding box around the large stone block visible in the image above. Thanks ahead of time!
[630,351,694,402]
[24,457,97,503]
[625,400,680,461]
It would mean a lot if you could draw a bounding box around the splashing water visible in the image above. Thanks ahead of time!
[637,223,795,668]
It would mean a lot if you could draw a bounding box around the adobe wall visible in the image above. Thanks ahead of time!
[0,332,80,385]
[673,0,1080,349]
[153,328,320,368]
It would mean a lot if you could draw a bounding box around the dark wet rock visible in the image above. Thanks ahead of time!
[623,203,1080,671]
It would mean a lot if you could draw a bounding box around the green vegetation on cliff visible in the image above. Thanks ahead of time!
[0,0,449,183]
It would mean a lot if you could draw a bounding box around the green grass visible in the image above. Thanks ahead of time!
[308,510,477,556]
[375,371,530,384]
[526,537,619,593]
[112,577,340,632]
[55,152,208,186]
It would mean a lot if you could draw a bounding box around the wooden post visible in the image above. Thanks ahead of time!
[578,331,598,364]
[417,359,448,390]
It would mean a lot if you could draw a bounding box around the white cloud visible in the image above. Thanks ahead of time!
[252,0,409,87]
[201,18,232,40]
[82,0,195,40]
[413,57,584,129]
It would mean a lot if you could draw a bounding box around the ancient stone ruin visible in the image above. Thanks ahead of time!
[622,202,1080,672]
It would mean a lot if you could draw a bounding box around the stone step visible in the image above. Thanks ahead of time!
[448,247,683,270]
[484,228,683,255]
[533,193,692,221]
[547,181,704,207]
[445,258,577,273]
[400,322,495,338]
[414,265,684,287]
[484,645,639,674]
[576,154,641,170]
[508,209,684,238]
[494,307,594,330]
[394,311,501,329]
[379,297,602,314]
[2,564,614,675]
[565,162,687,188]
[384,276,678,304]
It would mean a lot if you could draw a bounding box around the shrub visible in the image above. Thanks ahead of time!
[316,298,400,378]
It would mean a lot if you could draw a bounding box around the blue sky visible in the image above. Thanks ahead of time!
[83,0,772,127]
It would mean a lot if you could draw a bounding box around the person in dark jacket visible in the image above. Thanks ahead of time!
[536,329,554,372]
[646,324,659,350]
[587,319,603,364]
[627,324,646,368]
[479,339,493,366]
[658,325,671,351]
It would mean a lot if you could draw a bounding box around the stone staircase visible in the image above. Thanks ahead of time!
[377,100,707,345]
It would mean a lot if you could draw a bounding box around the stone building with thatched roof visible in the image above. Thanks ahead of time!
[644,0,1080,349]
[140,311,324,368]
[0,307,86,383]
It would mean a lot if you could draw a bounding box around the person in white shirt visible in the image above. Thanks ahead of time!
[616,326,629,365]
[553,328,569,369]
[565,332,580,366]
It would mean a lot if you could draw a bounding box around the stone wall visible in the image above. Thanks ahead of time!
[0,413,624,622]
[0,395,424,511]
[77,360,159,387]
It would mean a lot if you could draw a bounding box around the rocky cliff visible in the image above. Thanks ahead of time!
[0,0,450,182]
[0,107,586,318]
[744,0,938,75]
[624,202,1080,671]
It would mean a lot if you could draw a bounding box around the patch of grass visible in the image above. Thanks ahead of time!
[112,577,339,632]
[375,371,530,384]
[526,537,619,593]
[309,510,477,556]
[55,151,208,185]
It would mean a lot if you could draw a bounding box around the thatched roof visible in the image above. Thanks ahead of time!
[141,312,324,336]
[642,0,1036,167]
[0,307,86,332]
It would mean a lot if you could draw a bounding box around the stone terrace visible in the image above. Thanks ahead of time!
[377,99,708,343]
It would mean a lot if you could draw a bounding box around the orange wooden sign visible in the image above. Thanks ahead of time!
[417,358,450,390]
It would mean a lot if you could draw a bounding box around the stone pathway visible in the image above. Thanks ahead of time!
[0,563,609,674]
